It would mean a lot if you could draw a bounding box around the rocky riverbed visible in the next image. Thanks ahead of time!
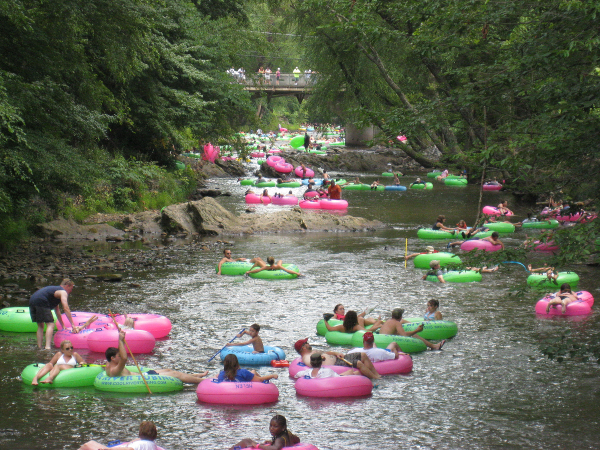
[0,197,384,303]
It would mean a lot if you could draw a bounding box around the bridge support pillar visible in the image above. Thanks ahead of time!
[345,124,381,146]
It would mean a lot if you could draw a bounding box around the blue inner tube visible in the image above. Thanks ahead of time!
[384,185,407,191]
[220,345,286,365]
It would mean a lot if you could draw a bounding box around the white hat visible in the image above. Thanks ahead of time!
[278,68,280,70]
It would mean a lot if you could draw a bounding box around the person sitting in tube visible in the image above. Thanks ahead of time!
[423,260,445,283]
[409,177,427,187]
[294,351,359,378]
[546,283,578,314]
[379,308,445,350]
[323,310,383,334]
[294,338,380,379]
[405,245,438,260]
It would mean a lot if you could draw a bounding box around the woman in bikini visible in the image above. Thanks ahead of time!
[31,339,85,385]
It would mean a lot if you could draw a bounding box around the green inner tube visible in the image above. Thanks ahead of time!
[381,172,394,177]
[444,178,468,186]
[309,150,327,154]
[445,174,465,179]
[426,270,482,283]
[484,222,515,233]
[277,182,302,188]
[427,171,442,178]
[216,261,253,276]
[21,363,104,388]
[410,183,433,189]
[351,330,427,353]
[342,183,371,190]
[255,181,276,188]
[290,136,304,148]
[329,141,344,146]
[417,229,455,239]
[413,252,462,269]
[94,366,183,393]
[521,220,559,229]
[175,161,185,170]
[403,318,458,340]
[0,307,57,332]
[240,179,255,186]
[527,272,579,289]
[418,229,493,240]
[248,264,300,280]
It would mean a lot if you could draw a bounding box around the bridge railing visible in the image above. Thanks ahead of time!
[232,72,317,89]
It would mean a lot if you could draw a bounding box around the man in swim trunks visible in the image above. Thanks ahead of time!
[379,308,445,350]
[29,278,79,349]
[347,331,404,362]
[327,180,342,200]
[217,249,248,275]
[105,331,208,383]
[294,338,380,379]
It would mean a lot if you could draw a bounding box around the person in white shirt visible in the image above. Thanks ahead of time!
[294,352,359,379]
[347,331,404,362]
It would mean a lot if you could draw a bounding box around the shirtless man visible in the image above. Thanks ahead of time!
[379,308,445,350]
[105,331,208,383]
[481,231,504,249]
[294,338,380,379]
[217,249,247,275]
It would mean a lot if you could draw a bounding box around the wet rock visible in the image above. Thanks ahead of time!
[36,218,125,240]
[97,273,124,282]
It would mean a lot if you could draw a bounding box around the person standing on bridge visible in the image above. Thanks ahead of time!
[293,67,301,85]
[265,67,271,85]
[276,68,281,85]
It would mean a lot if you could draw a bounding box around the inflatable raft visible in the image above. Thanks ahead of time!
[220,345,286,365]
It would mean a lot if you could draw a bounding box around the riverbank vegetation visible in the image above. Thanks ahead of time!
[290,0,600,201]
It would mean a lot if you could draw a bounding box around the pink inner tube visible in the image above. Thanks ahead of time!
[554,213,582,222]
[53,328,104,349]
[275,162,293,173]
[56,312,114,331]
[535,291,594,316]
[268,149,282,154]
[295,166,315,178]
[241,444,319,450]
[220,156,236,161]
[250,152,265,158]
[319,199,348,210]
[532,240,559,252]
[196,379,279,405]
[86,329,156,354]
[482,184,503,191]
[460,239,503,252]
[288,356,411,377]
[266,155,283,167]
[482,206,513,216]
[303,191,319,198]
[294,375,372,398]
[245,194,272,204]
[114,314,172,339]
[299,199,322,209]
[272,196,299,206]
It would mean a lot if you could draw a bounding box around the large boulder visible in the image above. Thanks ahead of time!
[35,219,125,240]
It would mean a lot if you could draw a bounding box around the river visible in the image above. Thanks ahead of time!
[1,170,599,450]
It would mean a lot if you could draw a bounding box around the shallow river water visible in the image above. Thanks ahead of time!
[1,171,600,450]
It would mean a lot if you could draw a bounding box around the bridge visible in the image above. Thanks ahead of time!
[236,73,316,102]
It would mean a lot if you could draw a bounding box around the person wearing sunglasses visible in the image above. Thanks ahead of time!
[217,249,248,275]
[31,339,85,385]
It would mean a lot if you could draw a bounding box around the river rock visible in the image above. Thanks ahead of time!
[36,219,125,240]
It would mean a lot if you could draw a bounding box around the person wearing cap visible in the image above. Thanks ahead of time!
[404,245,438,261]
[346,332,404,362]
[422,260,445,283]
[294,338,381,379]
[379,308,445,350]
[29,278,79,349]
[293,352,359,379]
[293,67,301,85]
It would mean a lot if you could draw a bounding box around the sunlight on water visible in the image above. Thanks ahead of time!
[1,173,600,449]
